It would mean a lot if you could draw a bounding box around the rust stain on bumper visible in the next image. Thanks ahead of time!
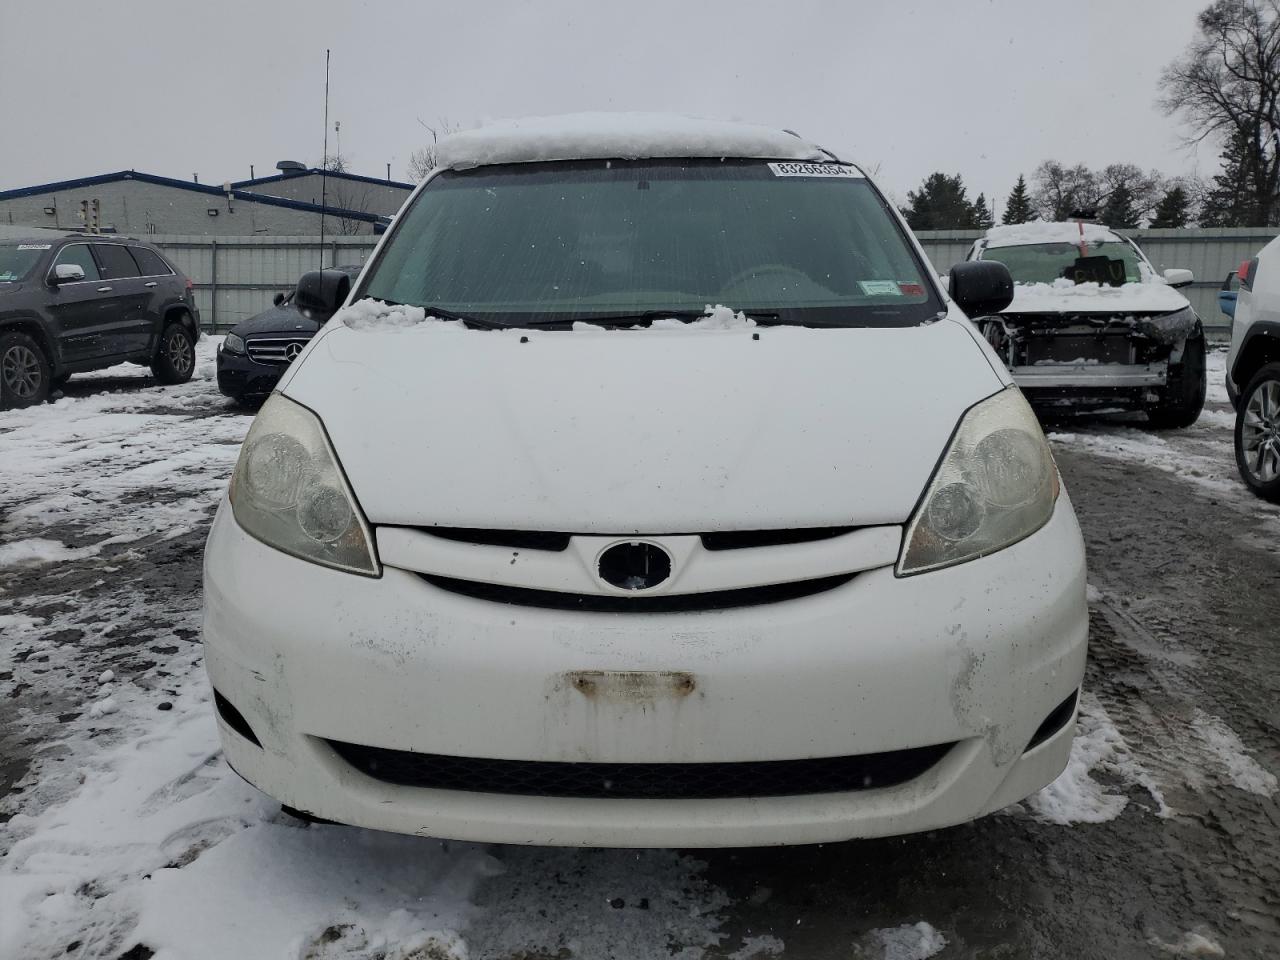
[565,670,697,703]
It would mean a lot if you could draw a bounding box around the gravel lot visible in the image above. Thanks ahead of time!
[0,342,1276,959]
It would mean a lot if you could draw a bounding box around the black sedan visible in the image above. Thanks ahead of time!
[216,264,360,401]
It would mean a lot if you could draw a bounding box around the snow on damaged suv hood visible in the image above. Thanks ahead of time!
[1004,278,1189,315]
[434,112,834,170]
[281,316,1002,532]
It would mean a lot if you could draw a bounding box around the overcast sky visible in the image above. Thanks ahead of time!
[2,0,1217,209]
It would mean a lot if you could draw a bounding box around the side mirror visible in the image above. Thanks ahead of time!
[51,263,85,285]
[294,269,352,321]
[948,261,1014,318]
[1164,268,1194,289]
[273,292,286,306]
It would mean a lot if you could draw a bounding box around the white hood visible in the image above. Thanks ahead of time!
[281,317,1004,532]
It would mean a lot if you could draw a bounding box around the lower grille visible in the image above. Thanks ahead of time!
[246,336,311,364]
[418,572,855,612]
[326,740,956,799]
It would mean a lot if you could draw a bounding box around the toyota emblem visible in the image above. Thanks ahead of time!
[283,342,304,362]
[598,541,673,591]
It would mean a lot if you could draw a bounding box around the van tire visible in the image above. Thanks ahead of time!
[1147,336,1206,429]
[152,322,196,385]
[0,330,51,410]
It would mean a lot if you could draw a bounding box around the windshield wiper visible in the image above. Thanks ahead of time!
[527,309,781,328]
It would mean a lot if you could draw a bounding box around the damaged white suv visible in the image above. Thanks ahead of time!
[968,222,1206,427]
[203,114,1087,847]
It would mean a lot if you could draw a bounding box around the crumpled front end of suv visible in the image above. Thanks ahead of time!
[979,304,1200,406]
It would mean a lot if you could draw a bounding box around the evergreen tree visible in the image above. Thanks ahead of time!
[1149,186,1192,228]
[1200,127,1263,226]
[1001,175,1034,224]
[1101,182,1140,229]
[903,173,982,230]
[973,193,994,229]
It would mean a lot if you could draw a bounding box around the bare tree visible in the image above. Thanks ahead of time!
[328,182,372,235]
[318,153,351,174]
[407,118,462,181]
[1159,0,1280,225]
[1095,164,1167,222]
[1030,161,1102,220]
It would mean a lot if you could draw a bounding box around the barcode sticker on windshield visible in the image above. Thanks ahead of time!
[767,162,862,178]
[16,244,52,250]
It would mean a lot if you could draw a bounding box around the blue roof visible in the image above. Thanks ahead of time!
[0,170,387,223]
[232,168,415,191]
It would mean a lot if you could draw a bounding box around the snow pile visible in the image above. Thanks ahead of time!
[1188,710,1278,797]
[0,537,100,569]
[435,112,829,170]
[870,922,947,960]
[1148,930,1226,957]
[649,304,757,330]
[339,298,469,332]
[1007,277,1188,314]
[728,934,786,958]
[984,220,1121,247]
[1028,692,1170,823]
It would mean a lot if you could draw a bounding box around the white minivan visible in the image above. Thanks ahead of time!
[203,114,1088,847]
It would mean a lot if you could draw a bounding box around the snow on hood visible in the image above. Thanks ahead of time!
[282,316,1003,531]
[434,113,832,170]
[983,220,1122,248]
[1005,277,1189,315]
[339,298,469,332]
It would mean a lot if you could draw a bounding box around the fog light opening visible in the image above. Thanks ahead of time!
[213,689,263,747]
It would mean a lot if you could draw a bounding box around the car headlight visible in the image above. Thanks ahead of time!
[229,394,379,576]
[898,387,1059,576]
[223,333,246,354]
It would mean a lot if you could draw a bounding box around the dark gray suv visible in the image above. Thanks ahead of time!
[0,234,202,410]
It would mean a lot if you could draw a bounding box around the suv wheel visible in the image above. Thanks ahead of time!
[152,321,196,385]
[0,331,51,410]
[1147,335,1206,429]
[1235,361,1280,501]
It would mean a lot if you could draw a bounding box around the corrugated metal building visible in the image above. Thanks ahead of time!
[0,168,414,237]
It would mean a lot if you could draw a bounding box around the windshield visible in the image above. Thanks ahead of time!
[0,242,51,282]
[980,240,1147,285]
[359,160,941,327]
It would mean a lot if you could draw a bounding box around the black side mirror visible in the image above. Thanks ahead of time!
[273,292,286,306]
[294,269,352,321]
[949,261,1014,318]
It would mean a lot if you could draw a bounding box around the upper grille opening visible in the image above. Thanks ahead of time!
[700,527,856,551]
[422,527,572,552]
[407,526,858,553]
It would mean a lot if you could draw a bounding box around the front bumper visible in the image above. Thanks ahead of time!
[202,497,1088,847]
[216,348,284,399]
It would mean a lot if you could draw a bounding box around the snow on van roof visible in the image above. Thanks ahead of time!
[434,113,834,170]
[983,220,1121,248]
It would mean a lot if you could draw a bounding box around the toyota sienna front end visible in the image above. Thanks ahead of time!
[202,114,1087,847]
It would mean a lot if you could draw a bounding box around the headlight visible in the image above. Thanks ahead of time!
[229,394,379,575]
[898,387,1059,576]
[224,333,246,354]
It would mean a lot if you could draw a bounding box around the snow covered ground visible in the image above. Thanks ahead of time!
[0,339,1274,958]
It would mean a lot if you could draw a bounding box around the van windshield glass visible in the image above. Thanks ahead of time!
[0,243,49,282]
[360,160,941,327]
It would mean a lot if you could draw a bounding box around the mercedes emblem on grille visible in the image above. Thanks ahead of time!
[283,342,304,362]
[598,541,672,591]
